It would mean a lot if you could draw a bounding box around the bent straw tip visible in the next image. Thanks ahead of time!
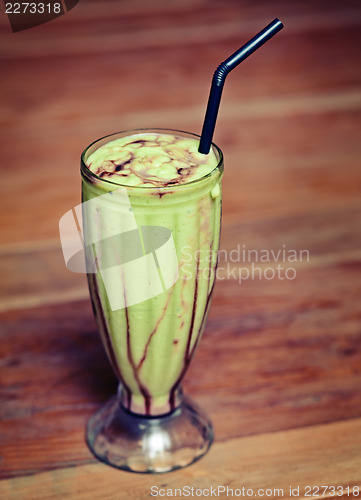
[198,18,284,154]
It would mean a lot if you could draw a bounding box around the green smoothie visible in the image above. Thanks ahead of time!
[81,129,223,416]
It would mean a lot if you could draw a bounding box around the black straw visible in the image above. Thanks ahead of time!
[198,18,284,154]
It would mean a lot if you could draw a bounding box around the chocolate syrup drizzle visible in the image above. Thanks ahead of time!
[88,272,132,406]
[90,240,217,416]
[122,273,152,415]
[87,136,213,188]
[125,238,217,415]
[168,255,201,410]
[136,288,175,372]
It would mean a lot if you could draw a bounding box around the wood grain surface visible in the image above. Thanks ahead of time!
[1,0,361,498]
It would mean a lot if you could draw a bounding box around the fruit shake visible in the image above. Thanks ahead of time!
[81,129,223,416]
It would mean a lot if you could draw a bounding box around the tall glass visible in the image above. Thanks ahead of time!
[81,129,223,472]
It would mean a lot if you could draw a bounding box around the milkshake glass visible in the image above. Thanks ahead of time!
[81,129,223,472]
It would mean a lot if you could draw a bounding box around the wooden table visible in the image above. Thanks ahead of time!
[1,0,361,498]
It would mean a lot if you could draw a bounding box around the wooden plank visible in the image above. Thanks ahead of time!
[1,3,361,246]
[0,243,87,312]
[1,204,361,309]
[1,106,361,245]
[1,0,361,57]
[2,25,361,134]
[1,417,360,500]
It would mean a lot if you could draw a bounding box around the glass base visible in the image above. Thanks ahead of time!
[86,390,213,473]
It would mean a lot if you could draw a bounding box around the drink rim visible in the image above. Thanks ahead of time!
[80,128,224,190]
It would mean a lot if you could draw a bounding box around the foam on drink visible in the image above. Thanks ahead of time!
[86,132,218,187]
